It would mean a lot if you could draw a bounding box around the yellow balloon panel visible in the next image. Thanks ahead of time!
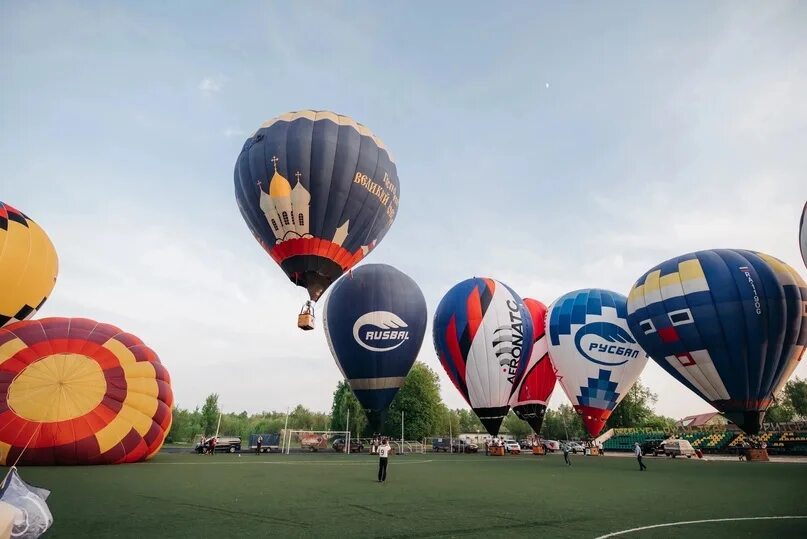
[0,202,58,327]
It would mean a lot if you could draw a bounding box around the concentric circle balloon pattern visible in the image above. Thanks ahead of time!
[0,318,173,465]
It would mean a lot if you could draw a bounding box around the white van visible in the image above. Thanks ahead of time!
[663,438,696,458]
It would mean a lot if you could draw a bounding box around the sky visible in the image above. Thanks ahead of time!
[2,1,806,419]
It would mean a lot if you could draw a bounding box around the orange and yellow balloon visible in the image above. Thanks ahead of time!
[0,318,173,465]
[0,202,58,327]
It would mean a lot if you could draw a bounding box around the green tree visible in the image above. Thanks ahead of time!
[384,362,443,440]
[329,380,367,437]
[502,411,532,438]
[200,393,220,435]
[784,377,807,418]
[456,409,484,433]
[542,405,585,440]
[606,379,657,429]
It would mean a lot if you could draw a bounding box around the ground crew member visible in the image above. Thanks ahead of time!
[378,437,391,483]
[635,442,647,471]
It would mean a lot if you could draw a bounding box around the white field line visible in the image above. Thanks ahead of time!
[594,515,807,538]
[147,459,435,466]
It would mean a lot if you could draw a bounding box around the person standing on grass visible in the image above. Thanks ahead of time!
[635,442,646,471]
[209,436,217,455]
[256,435,263,454]
[563,443,572,466]
[378,437,391,483]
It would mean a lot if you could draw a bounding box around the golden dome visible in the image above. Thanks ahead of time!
[269,170,292,197]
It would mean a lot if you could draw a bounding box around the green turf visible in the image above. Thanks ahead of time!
[4,452,806,538]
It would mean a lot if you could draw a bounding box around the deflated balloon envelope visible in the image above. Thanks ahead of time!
[323,264,427,430]
[0,318,173,465]
[234,110,400,302]
[433,277,533,437]
[509,298,557,434]
[627,249,807,434]
[547,289,648,438]
[0,202,58,328]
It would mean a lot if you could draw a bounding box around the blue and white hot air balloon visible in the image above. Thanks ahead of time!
[323,264,427,431]
[546,289,649,437]
[627,249,807,434]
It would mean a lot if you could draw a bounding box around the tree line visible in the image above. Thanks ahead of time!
[168,362,807,444]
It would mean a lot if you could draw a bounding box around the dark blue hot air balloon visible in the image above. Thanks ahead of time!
[626,249,807,434]
[234,111,399,310]
[323,264,427,430]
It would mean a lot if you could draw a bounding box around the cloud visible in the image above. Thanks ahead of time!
[198,74,227,96]
[223,128,245,138]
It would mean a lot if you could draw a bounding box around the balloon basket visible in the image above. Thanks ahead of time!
[745,448,769,462]
[489,446,505,456]
[588,447,600,456]
[532,446,545,455]
[298,302,315,331]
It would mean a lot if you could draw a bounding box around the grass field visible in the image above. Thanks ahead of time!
[5,451,806,538]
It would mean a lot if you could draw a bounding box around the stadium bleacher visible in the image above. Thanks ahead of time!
[604,428,807,455]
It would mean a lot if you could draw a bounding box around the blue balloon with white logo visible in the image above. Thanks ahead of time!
[546,289,649,437]
[323,264,427,430]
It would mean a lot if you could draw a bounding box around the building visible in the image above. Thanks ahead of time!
[677,412,730,429]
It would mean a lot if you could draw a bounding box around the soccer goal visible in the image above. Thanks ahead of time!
[282,430,352,454]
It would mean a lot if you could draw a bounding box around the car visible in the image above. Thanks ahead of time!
[504,441,522,453]
[195,436,242,453]
[566,442,585,454]
[663,439,696,458]
[332,438,364,453]
[539,439,560,453]
[518,439,534,449]
[432,438,451,452]
[452,440,478,453]
[640,439,665,456]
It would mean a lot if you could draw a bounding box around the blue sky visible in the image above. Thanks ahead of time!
[2,1,806,418]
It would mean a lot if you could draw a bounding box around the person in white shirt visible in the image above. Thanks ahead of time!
[635,442,647,471]
[377,437,392,483]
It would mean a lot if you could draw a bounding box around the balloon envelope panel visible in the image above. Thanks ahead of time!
[510,298,556,434]
[433,278,533,436]
[0,318,173,465]
[627,249,807,434]
[0,202,58,328]
[800,201,806,269]
[234,111,400,301]
[323,264,427,420]
[547,289,648,437]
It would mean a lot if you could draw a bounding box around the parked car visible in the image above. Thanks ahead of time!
[518,439,534,449]
[452,440,478,453]
[504,441,522,453]
[195,436,242,453]
[432,438,451,452]
[640,439,665,456]
[332,438,364,453]
[566,442,585,454]
[539,439,560,453]
[663,439,696,458]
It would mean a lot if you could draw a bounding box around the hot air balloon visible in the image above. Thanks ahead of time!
[800,201,806,269]
[433,278,533,436]
[510,298,557,434]
[0,318,173,465]
[0,202,58,328]
[547,289,649,438]
[234,111,400,330]
[323,264,426,431]
[626,249,807,434]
